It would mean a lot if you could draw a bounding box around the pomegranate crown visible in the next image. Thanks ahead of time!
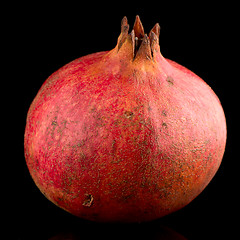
[116,15,160,61]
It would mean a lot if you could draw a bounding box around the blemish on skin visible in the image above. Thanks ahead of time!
[162,110,167,117]
[162,122,168,129]
[122,194,134,202]
[124,111,134,118]
[166,76,174,85]
[82,194,93,207]
[111,139,117,157]
[51,120,57,125]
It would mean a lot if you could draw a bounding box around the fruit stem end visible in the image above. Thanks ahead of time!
[117,16,160,61]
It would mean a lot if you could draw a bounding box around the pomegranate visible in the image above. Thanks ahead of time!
[24,16,226,222]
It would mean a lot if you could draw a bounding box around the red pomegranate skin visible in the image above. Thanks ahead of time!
[24,16,226,222]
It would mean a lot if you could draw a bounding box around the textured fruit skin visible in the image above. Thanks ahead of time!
[24,17,226,222]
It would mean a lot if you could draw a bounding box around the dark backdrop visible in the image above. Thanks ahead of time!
[8,2,237,239]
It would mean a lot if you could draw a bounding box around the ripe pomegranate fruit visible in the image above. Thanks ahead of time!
[24,16,226,222]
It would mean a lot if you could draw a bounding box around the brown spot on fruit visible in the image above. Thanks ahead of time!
[162,122,168,129]
[124,111,134,118]
[51,120,57,125]
[162,110,167,116]
[166,76,174,85]
[82,194,93,207]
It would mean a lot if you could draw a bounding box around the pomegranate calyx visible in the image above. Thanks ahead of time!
[133,15,145,39]
[117,16,129,51]
[134,34,152,61]
[149,23,160,39]
[117,16,161,61]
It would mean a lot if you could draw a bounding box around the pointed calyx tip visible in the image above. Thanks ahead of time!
[133,15,145,39]
[117,16,161,61]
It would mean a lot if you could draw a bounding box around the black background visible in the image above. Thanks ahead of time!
[7,2,238,239]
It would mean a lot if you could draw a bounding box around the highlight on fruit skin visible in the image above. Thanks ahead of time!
[24,15,227,222]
